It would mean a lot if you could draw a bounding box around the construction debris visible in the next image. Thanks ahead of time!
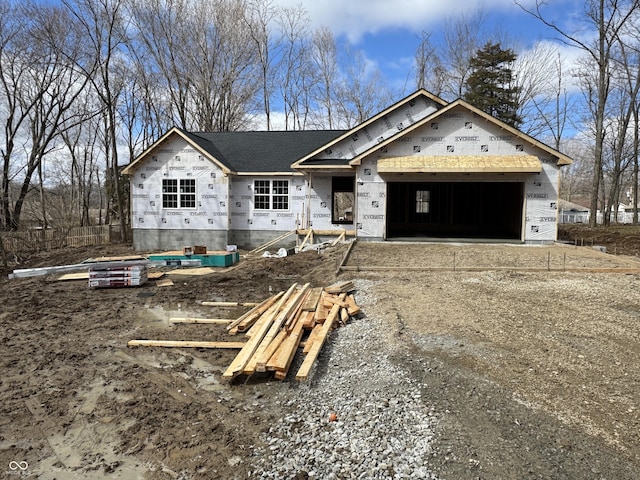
[8,257,149,280]
[128,282,361,382]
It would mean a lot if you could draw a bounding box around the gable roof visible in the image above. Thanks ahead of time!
[291,89,447,169]
[123,127,345,175]
[348,99,573,167]
[188,130,346,173]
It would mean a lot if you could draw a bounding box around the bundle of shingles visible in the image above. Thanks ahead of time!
[222,280,359,381]
[88,261,148,288]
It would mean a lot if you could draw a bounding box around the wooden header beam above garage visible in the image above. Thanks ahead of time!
[377,155,542,174]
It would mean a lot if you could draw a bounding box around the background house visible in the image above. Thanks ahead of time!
[123,89,572,251]
[558,199,590,224]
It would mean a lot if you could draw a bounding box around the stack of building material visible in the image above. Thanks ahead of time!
[222,281,360,381]
[88,261,148,288]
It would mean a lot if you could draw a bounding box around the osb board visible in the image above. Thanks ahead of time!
[166,267,217,276]
[377,155,542,173]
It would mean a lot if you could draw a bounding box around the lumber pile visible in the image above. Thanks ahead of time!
[222,281,360,381]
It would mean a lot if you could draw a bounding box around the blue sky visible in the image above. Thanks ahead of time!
[272,0,585,96]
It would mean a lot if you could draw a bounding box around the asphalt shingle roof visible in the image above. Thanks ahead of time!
[183,130,347,173]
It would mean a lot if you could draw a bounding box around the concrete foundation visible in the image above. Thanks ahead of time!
[229,229,296,251]
[133,229,229,252]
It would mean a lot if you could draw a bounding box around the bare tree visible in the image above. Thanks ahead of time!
[311,27,339,129]
[441,11,487,100]
[129,0,261,132]
[63,0,130,238]
[276,4,313,130]
[246,0,281,130]
[336,49,393,128]
[0,2,94,231]
[0,2,32,230]
[514,44,574,143]
[517,0,640,226]
[128,0,193,129]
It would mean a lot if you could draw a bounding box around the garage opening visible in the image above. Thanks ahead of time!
[386,182,523,240]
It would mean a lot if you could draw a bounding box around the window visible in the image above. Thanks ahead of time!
[254,179,289,210]
[332,177,354,224]
[416,190,430,214]
[163,179,196,209]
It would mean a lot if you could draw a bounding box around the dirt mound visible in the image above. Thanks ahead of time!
[559,224,640,256]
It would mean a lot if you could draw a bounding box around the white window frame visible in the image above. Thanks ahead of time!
[253,179,289,211]
[163,178,196,209]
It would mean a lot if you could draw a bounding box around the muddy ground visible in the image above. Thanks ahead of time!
[1,225,639,479]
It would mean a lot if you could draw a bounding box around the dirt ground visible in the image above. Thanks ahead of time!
[1,226,639,479]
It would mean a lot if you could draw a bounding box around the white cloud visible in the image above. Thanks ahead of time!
[271,0,541,42]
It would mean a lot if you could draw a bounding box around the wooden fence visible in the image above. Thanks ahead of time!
[0,225,125,254]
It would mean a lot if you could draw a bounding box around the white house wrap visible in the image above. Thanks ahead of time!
[123,90,572,251]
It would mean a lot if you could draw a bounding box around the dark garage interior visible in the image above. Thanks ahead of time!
[386,181,524,240]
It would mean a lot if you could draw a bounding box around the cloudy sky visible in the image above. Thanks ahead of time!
[271,0,585,95]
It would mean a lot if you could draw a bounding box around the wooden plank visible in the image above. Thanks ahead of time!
[340,307,349,325]
[127,340,245,348]
[169,317,233,324]
[284,287,311,330]
[335,239,357,274]
[226,291,284,333]
[222,283,298,379]
[247,328,287,374]
[267,311,306,374]
[324,280,354,294]
[57,272,89,281]
[296,304,341,381]
[201,301,259,307]
[302,287,323,312]
[168,267,216,276]
[298,229,313,250]
[253,284,309,372]
[302,310,316,329]
[331,230,346,246]
[314,291,331,323]
[303,323,322,353]
[345,294,361,316]
[249,230,296,254]
[156,278,174,287]
[323,295,349,308]
[296,229,356,236]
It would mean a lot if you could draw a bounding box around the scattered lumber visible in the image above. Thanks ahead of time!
[127,281,362,382]
[223,283,360,381]
[127,340,245,349]
[169,317,234,324]
[324,280,355,294]
[201,301,259,307]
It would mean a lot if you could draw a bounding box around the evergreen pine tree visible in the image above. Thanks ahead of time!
[463,42,522,128]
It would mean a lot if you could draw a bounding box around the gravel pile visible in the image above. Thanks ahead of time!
[249,280,441,479]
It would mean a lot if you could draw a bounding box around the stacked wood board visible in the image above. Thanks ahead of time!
[127,280,360,382]
[222,280,360,381]
[88,262,148,288]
